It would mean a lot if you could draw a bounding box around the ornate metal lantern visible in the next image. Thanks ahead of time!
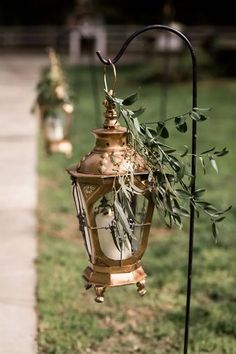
[34,48,74,158]
[67,77,155,302]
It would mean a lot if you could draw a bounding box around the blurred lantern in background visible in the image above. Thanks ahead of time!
[67,66,155,302]
[32,48,74,158]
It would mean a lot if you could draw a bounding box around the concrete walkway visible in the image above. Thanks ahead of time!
[0,55,46,354]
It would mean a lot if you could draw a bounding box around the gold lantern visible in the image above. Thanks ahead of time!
[67,69,154,302]
[34,48,74,158]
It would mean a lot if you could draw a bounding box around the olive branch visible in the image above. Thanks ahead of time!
[106,90,231,242]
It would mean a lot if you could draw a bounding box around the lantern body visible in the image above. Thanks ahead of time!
[68,120,155,301]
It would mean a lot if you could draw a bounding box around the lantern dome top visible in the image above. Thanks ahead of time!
[68,94,149,178]
[75,126,149,176]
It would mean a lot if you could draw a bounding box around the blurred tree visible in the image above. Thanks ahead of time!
[95,0,236,26]
[0,0,235,25]
[94,0,165,25]
[0,0,76,25]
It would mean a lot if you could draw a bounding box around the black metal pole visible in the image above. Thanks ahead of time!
[160,32,171,120]
[96,24,197,354]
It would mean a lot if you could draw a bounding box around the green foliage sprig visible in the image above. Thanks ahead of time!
[32,49,74,119]
[106,90,231,242]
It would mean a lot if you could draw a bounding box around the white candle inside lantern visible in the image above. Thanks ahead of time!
[45,116,64,142]
[96,208,132,260]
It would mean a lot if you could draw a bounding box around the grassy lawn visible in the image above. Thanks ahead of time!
[37,65,236,354]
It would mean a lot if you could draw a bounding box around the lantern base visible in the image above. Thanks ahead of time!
[83,263,146,287]
[83,264,147,301]
[46,139,72,158]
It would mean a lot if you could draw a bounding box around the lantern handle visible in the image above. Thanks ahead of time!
[96,24,197,354]
[103,60,117,96]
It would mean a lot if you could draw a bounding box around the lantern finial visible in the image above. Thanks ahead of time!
[102,90,119,129]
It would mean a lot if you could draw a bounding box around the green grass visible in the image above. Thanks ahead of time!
[37,65,236,354]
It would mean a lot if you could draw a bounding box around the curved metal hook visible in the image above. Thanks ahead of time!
[97,25,192,61]
[96,24,197,109]
[97,24,198,354]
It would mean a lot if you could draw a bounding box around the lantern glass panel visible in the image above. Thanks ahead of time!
[93,192,149,261]
[44,111,65,142]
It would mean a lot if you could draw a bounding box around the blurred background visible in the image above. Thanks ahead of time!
[0,1,235,354]
[0,0,236,75]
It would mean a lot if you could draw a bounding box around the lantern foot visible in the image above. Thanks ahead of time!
[94,286,106,303]
[84,282,92,290]
[136,280,147,296]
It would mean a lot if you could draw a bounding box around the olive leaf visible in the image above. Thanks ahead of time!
[176,189,191,198]
[199,156,206,174]
[173,206,190,217]
[200,147,216,155]
[175,116,188,133]
[132,117,141,133]
[156,122,169,138]
[113,199,133,238]
[194,188,206,198]
[122,93,138,106]
[212,222,218,243]
[213,147,229,157]
[181,145,189,157]
[132,107,146,118]
[209,157,218,174]
[190,111,207,122]
[193,107,212,112]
